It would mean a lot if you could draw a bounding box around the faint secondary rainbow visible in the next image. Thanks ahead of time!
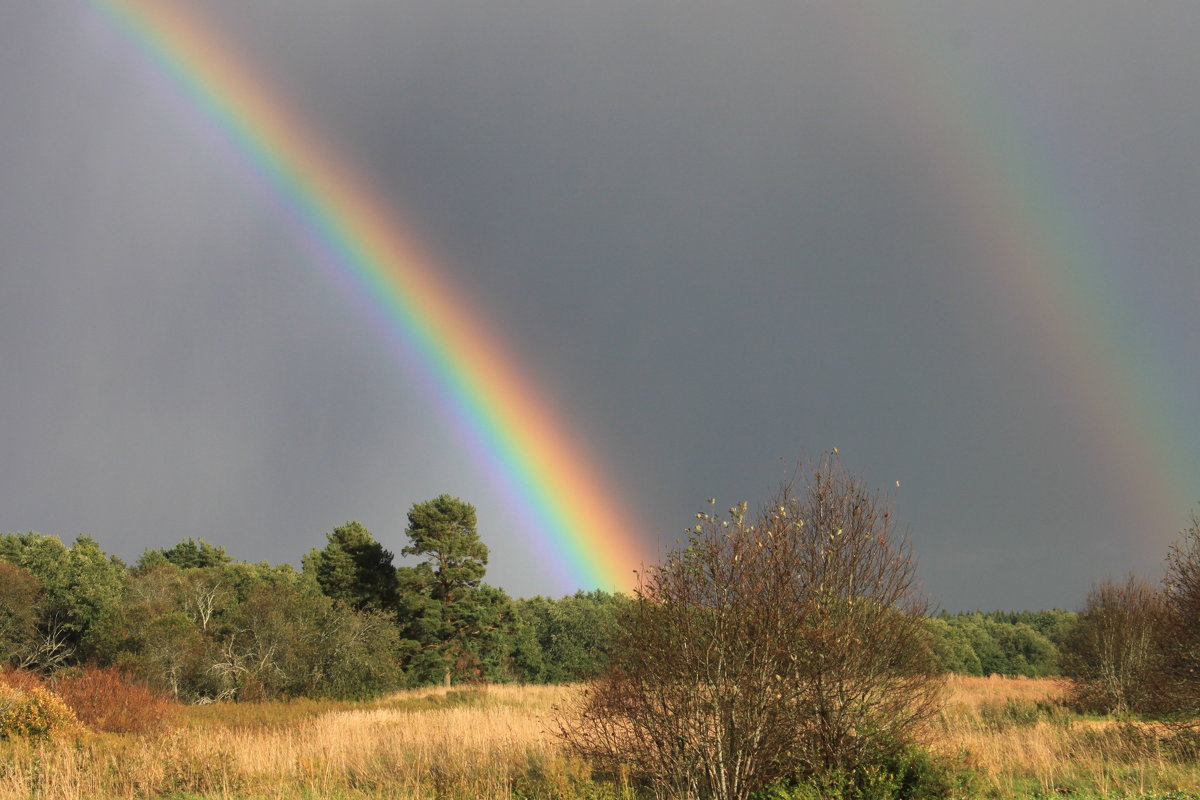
[831,2,1200,554]
[88,0,648,591]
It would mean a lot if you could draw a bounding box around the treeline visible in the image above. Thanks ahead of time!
[0,494,623,702]
[0,492,1104,703]
[927,609,1076,677]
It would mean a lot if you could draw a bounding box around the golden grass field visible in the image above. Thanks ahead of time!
[929,676,1200,799]
[2,677,1200,800]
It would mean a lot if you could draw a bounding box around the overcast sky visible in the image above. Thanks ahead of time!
[2,1,1198,610]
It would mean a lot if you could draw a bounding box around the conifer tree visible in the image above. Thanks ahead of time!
[399,495,498,684]
[303,521,398,612]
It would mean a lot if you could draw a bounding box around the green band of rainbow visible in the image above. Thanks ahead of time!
[89,0,648,591]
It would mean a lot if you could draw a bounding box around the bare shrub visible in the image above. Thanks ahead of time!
[53,666,175,733]
[1160,513,1200,723]
[1061,575,1166,715]
[560,455,941,800]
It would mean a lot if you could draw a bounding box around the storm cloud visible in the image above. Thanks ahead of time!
[2,1,1198,610]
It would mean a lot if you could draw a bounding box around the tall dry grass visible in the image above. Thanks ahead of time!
[0,684,606,800]
[929,675,1200,798]
[4,675,1200,799]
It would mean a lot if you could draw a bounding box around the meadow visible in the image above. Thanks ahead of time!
[2,676,1200,800]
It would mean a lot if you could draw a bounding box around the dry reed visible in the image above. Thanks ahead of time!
[4,676,1200,799]
[929,675,1200,798]
[0,684,586,800]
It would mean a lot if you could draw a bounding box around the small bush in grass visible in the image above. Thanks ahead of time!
[755,742,973,800]
[54,666,175,733]
[0,682,77,739]
[510,755,627,800]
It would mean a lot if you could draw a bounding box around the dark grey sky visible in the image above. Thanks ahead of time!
[2,1,1198,610]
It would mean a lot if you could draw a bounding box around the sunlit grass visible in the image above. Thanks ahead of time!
[0,683,587,800]
[3,676,1200,799]
[929,675,1200,798]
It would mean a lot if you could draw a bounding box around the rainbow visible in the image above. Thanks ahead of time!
[830,3,1200,554]
[87,0,648,591]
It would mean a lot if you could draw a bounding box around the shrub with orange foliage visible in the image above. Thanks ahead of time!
[0,667,48,693]
[53,666,175,733]
[0,674,76,739]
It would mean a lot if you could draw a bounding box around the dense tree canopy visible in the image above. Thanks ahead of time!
[0,561,42,668]
[302,521,398,612]
[512,590,623,683]
[403,494,488,598]
[0,533,126,667]
[923,610,1072,677]
[138,538,233,570]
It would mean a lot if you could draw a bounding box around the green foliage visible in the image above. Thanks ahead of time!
[993,621,1057,676]
[90,553,404,702]
[0,561,42,667]
[0,504,635,693]
[61,536,127,659]
[139,538,233,570]
[513,591,623,683]
[217,582,315,699]
[399,496,508,685]
[927,610,1072,677]
[756,748,962,800]
[20,492,1104,698]
[398,566,515,685]
[0,532,126,667]
[319,606,408,701]
[924,617,982,676]
[302,521,398,612]
[756,741,973,800]
[0,532,70,589]
[403,495,488,597]
[193,570,404,701]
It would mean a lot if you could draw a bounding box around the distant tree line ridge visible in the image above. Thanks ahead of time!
[0,494,622,701]
[927,609,1076,678]
[0,493,1086,701]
